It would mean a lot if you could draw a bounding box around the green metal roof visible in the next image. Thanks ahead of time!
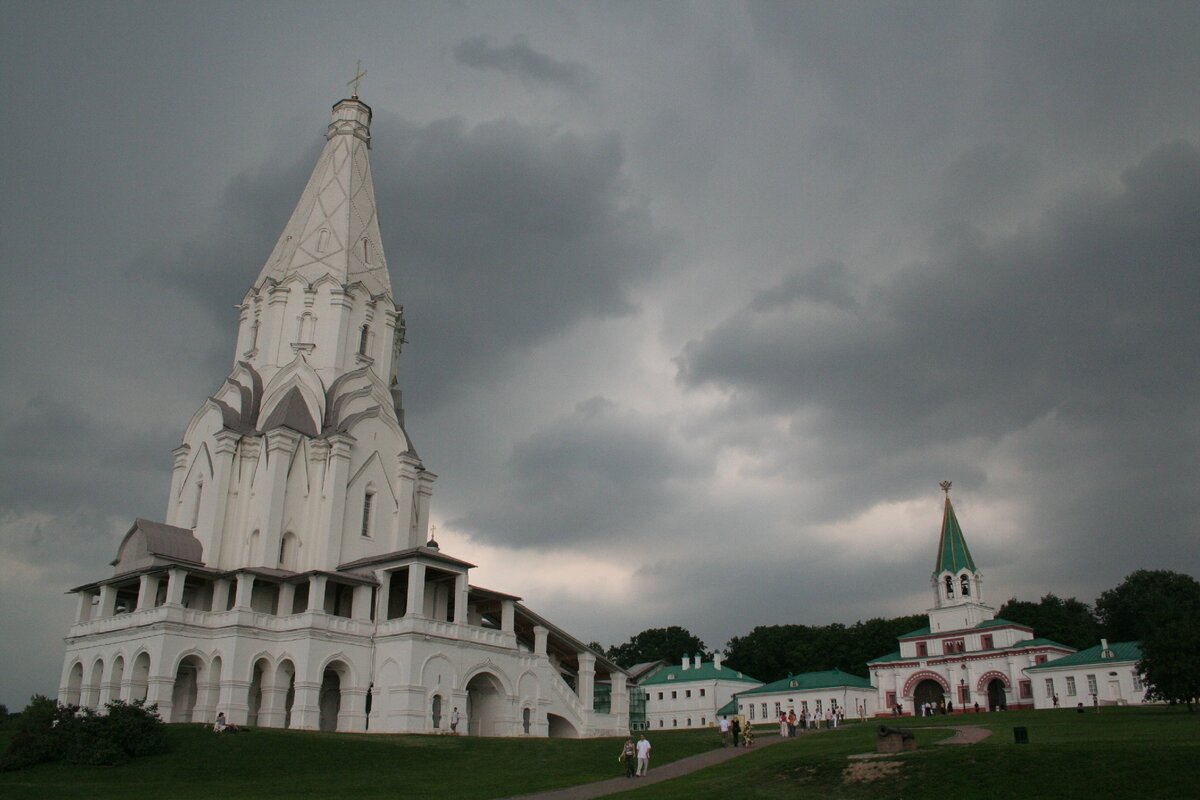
[640,662,762,686]
[716,698,739,716]
[1025,641,1141,671]
[738,669,872,695]
[934,496,977,575]
[867,651,912,665]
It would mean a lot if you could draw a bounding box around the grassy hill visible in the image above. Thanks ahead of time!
[1,707,1197,799]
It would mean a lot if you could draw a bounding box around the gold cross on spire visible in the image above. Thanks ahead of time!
[348,60,367,98]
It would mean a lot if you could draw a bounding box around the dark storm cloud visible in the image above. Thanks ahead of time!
[749,260,857,312]
[452,397,706,547]
[453,35,596,95]
[680,140,1200,441]
[678,139,1200,562]
[146,114,665,406]
[0,396,171,518]
[375,115,667,403]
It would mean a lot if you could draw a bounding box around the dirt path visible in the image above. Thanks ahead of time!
[933,725,992,745]
[501,733,789,800]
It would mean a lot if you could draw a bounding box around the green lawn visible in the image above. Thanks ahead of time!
[1,707,1196,799]
[0,725,718,799]
[610,707,1200,799]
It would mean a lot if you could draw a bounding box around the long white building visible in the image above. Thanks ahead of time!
[58,92,629,738]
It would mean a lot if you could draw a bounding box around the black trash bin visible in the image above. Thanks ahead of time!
[1013,726,1029,744]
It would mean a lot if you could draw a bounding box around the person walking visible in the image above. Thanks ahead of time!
[731,716,742,747]
[635,734,652,777]
[743,719,754,747]
[719,715,730,746]
[618,738,636,778]
[779,711,788,738]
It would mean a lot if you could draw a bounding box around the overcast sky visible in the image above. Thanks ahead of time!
[2,1,1198,710]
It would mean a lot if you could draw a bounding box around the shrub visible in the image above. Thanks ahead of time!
[0,696,167,771]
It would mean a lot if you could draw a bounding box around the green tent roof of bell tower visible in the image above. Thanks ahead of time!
[934,495,977,575]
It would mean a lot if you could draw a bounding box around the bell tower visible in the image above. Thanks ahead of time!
[927,482,994,632]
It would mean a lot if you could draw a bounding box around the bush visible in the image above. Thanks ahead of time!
[0,696,167,771]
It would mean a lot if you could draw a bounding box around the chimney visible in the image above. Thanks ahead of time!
[1101,638,1112,658]
[694,653,702,670]
[681,656,689,671]
[714,652,723,670]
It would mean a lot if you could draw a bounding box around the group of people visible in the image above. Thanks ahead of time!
[618,734,653,778]
[717,715,752,747]
[778,706,839,736]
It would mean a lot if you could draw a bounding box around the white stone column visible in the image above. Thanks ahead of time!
[261,428,302,570]
[230,437,262,570]
[277,582,297,616]
[200,429,241,566]
[534,625,549,656]
[577,652,596,710]
[234,572,256,609]
[307,574,328,612]
[415,469,436,542]
[212,578,232,612]
[291,681,322,730]
[341,686,368,732]
[260,678,287,728]
[374,569,391,620]
[405,563,426,617]
[136,574,160,611]
[501,599,515,633]
[610,672,629,727]
[453,573,469,625]
[303,438,330,571]
[352,584,373,621]
[319,434,354,569]
[166,444,191,526]
[165,568,187,606]
[75,591,95,623]
[264,283,291,367]
[392,456,418,550]
[97,584,118,618]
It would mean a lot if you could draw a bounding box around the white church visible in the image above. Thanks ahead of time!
[868,483,1076,714]
[58,92,631,738]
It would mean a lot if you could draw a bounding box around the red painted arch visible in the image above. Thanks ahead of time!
[903,670,950,697]
[976,671,1011,692]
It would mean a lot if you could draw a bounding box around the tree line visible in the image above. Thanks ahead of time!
[596,569,1200,710]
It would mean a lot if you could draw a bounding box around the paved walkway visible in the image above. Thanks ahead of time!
[502,733,789,800]
[933,725,992,745]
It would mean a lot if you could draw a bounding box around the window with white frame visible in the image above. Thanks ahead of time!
[1066,676,1077,696]
[1086,675,1098,695]
[1044,678,1055,698]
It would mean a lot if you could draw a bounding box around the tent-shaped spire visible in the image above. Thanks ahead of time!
[255,97,391,297]
[934,483,977,575]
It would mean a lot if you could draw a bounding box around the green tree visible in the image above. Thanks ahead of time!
[1096,570,1200,641]
[605,626,706,668]
[1138,612,1200,711]
[723,614,925,683]
[997,594,1101,650]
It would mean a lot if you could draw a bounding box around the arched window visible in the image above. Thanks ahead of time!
[362,238,371,264]
[960,574,971,596]
[279,532,298,570]
[317,228,330,253]
[522,707,531,734]
[191,480,204,529]
[944,575,954,598]
[431,695,442,729]
[361,490,375,538]
[297,312,316,343]
[249,320,260,350]
[358,325,370,356]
